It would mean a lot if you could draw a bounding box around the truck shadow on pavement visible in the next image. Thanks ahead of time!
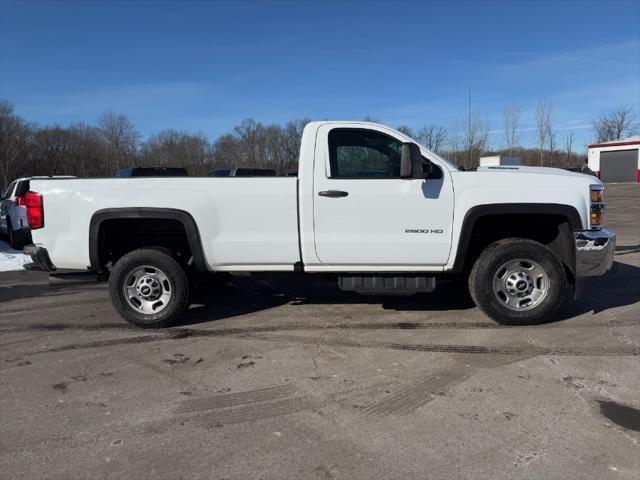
[181,260,640,327]
[556,260,640,320]
[0,260,637,329]
[3,261,638,358]
[183,278,476,327]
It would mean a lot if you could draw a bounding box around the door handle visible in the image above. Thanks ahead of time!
[318,190,349,198]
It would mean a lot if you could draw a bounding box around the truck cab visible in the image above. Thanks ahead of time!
[299,124,454,269]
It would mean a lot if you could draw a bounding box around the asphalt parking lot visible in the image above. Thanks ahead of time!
[1,183,638,480]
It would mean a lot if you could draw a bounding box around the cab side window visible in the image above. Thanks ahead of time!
[328,129,402,179]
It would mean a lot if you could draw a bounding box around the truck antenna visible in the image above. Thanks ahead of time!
[468,84,472,169]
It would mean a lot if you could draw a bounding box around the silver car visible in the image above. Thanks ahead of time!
[0,177,31,249]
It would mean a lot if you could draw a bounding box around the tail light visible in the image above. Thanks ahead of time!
[23,191,44,229]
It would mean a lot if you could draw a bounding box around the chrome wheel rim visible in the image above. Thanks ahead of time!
[123,265,172,315]
[492,259,549,311]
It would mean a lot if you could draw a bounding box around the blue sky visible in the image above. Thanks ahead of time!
[1,0,639,150]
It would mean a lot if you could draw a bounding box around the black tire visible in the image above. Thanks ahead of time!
[7,218,15,247]
[7,218,29,250]
[109,248,190,328]
[468,237,566,325]
[7,218,23,250]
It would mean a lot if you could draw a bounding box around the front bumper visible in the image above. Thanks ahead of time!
[574,229,616,277]
[23,244,56,272]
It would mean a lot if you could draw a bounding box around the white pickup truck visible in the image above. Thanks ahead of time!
[23,121,615,327]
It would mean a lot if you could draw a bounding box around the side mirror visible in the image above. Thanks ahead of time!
[401,142,433,179]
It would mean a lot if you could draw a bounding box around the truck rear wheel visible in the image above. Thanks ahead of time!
[468,238,566,325]
[109,248,190,328]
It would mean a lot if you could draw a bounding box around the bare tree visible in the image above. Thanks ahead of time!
[546,123,557,167]
[0,100,31,191]
[592,105,639,142]
[280,119,309,172]
[462,113,490,169]
[233,118,267,167]
[502,104,522,154]
[210,133,243,169]
[415,125,448,153]
[140,129,209,174]
[30,126,72,176]
[535,98,554,165]
[564,132,575,164]
[396,125,414,137]
[98,111,140,172]
[264,124,289,172]
[446,127,463,167]
[66,123,107,176]
[210,118,308,174]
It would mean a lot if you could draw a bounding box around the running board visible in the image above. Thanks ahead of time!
[338,275,436,295]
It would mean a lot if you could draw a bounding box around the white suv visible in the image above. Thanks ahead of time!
[0,177,31,249]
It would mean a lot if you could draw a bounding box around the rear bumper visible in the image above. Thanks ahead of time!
[23,244,56,272]
[574,229,616,277]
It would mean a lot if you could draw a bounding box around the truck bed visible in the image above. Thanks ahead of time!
[29,177,300,271]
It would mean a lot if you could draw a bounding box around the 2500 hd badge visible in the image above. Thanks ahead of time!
[405,229,444,234]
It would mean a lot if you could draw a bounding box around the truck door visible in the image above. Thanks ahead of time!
[312,126,454,267]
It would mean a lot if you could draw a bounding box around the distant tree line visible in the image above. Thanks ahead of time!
[0,99,308,191]
[1,98,638,192]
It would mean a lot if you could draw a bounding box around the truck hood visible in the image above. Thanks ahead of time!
[476,165,591,179]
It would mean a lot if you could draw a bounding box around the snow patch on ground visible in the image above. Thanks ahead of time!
[0,240,30,272]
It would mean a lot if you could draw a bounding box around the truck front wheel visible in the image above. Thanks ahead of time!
[468,238,566,325]
[109,248,190,328]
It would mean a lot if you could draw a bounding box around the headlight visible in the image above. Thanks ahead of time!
[590,184,605,229]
